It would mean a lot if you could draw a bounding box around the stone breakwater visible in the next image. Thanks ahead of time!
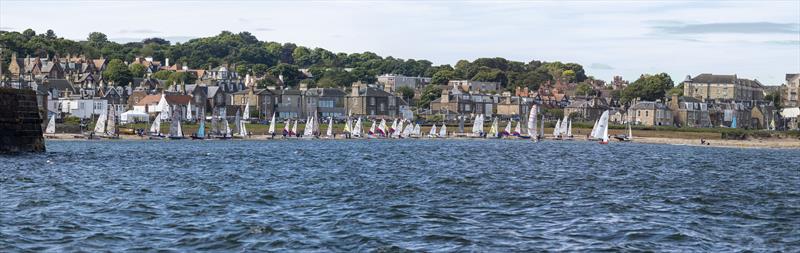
[0,88,45,153]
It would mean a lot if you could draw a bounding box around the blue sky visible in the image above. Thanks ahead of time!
[1,0,799,85]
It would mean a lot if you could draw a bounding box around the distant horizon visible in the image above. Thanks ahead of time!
[2,0,799,85]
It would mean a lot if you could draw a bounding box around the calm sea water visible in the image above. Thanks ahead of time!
[1,140,799,252]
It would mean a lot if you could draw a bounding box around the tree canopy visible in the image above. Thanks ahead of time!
[101,59,132,86]
[1,28,591,91]
[620,73,674,104]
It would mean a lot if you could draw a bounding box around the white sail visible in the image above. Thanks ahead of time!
[211,110,219,135]
[413,124,421,136]
[489,117,498,137]
[597,110,610,142]
[439,123,447,137]
[472,114,482,134]
[240,119,248,137]
[243,100,250,120]
[527,104,538,138]
[303,117,313,137]
[390,119,398,133]
[567,120,572,137]
[379,119,387,136]
[150,112,162,135]
[186,101,193,121]
[106,107,117,136]
[429,124,437,137]
[402,121,413,137]
[93,108,107,135]
[353,117,362,137]
[394,120,404,138]
[169,106,183,138]
[45,115,56,134]
[553,119,561,137]
[235,110,242,136]
[291,119,298,136]
[369,120,377,136]
[627,123,633,140]
[268,113,276,134]
[561,115,569,136]
[514,120,521,135]
[504,120,512,135]
[590,119,600,139]
[326,117,333,137]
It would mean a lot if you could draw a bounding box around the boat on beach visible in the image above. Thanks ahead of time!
[168,106,185,140]
[615,123,634,142]
[526,104,538,141]
[191,110,206,140]
[597,110,610,144]
[87,106,119,139]
[44,115,58,139]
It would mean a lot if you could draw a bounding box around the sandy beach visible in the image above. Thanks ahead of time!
[44,133,800,149]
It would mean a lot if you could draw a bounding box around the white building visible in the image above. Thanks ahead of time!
[377,74,431,92]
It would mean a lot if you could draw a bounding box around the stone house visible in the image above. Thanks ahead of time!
[302,88,347,119]
[346,82,401,117]
[496,96,533,119]
[564,97,610,121]
[668,95,712,128]
[628,101,673,126]
[783,74,800,107]
[276,89,303,119]
[430,86,498,117]
[682,73,764,101]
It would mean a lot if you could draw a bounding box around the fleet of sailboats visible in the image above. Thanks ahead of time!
[71,100,627,144]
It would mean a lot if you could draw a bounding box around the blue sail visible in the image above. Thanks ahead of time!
[198,120,205,138]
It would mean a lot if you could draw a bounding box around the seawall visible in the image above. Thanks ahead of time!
[0,88,45,153]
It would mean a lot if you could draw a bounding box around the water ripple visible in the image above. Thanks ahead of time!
[1,140,799,251]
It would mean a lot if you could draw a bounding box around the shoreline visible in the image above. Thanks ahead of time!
[43,133,800,149]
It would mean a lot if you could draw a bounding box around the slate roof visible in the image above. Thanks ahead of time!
[689,73,737,84]
[630,101,670,110]
[355,87,393,97]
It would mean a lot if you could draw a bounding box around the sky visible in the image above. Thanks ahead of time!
[1,0,799,85]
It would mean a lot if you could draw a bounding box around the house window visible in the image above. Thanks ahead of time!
[389,97,396,106]
[645,111,648,117]
[319,100,334,108]
[370,97,375,106]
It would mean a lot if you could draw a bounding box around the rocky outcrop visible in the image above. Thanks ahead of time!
[0,88,45,153]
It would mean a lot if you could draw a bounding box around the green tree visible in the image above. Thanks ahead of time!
[102,59,133,86]
[152,70,173,80]
[129,63,147,78]
[431,69,455,85]
[621,73,674,104]
[166,71,197,86]
[396,86,415,102]
[87,32,108,46]
[562,69,576,83]
[251,63,269,77]
[417,84,442,108]
[575,83,596,96]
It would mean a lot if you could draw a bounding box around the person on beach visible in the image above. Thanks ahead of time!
[701,138,705,145]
